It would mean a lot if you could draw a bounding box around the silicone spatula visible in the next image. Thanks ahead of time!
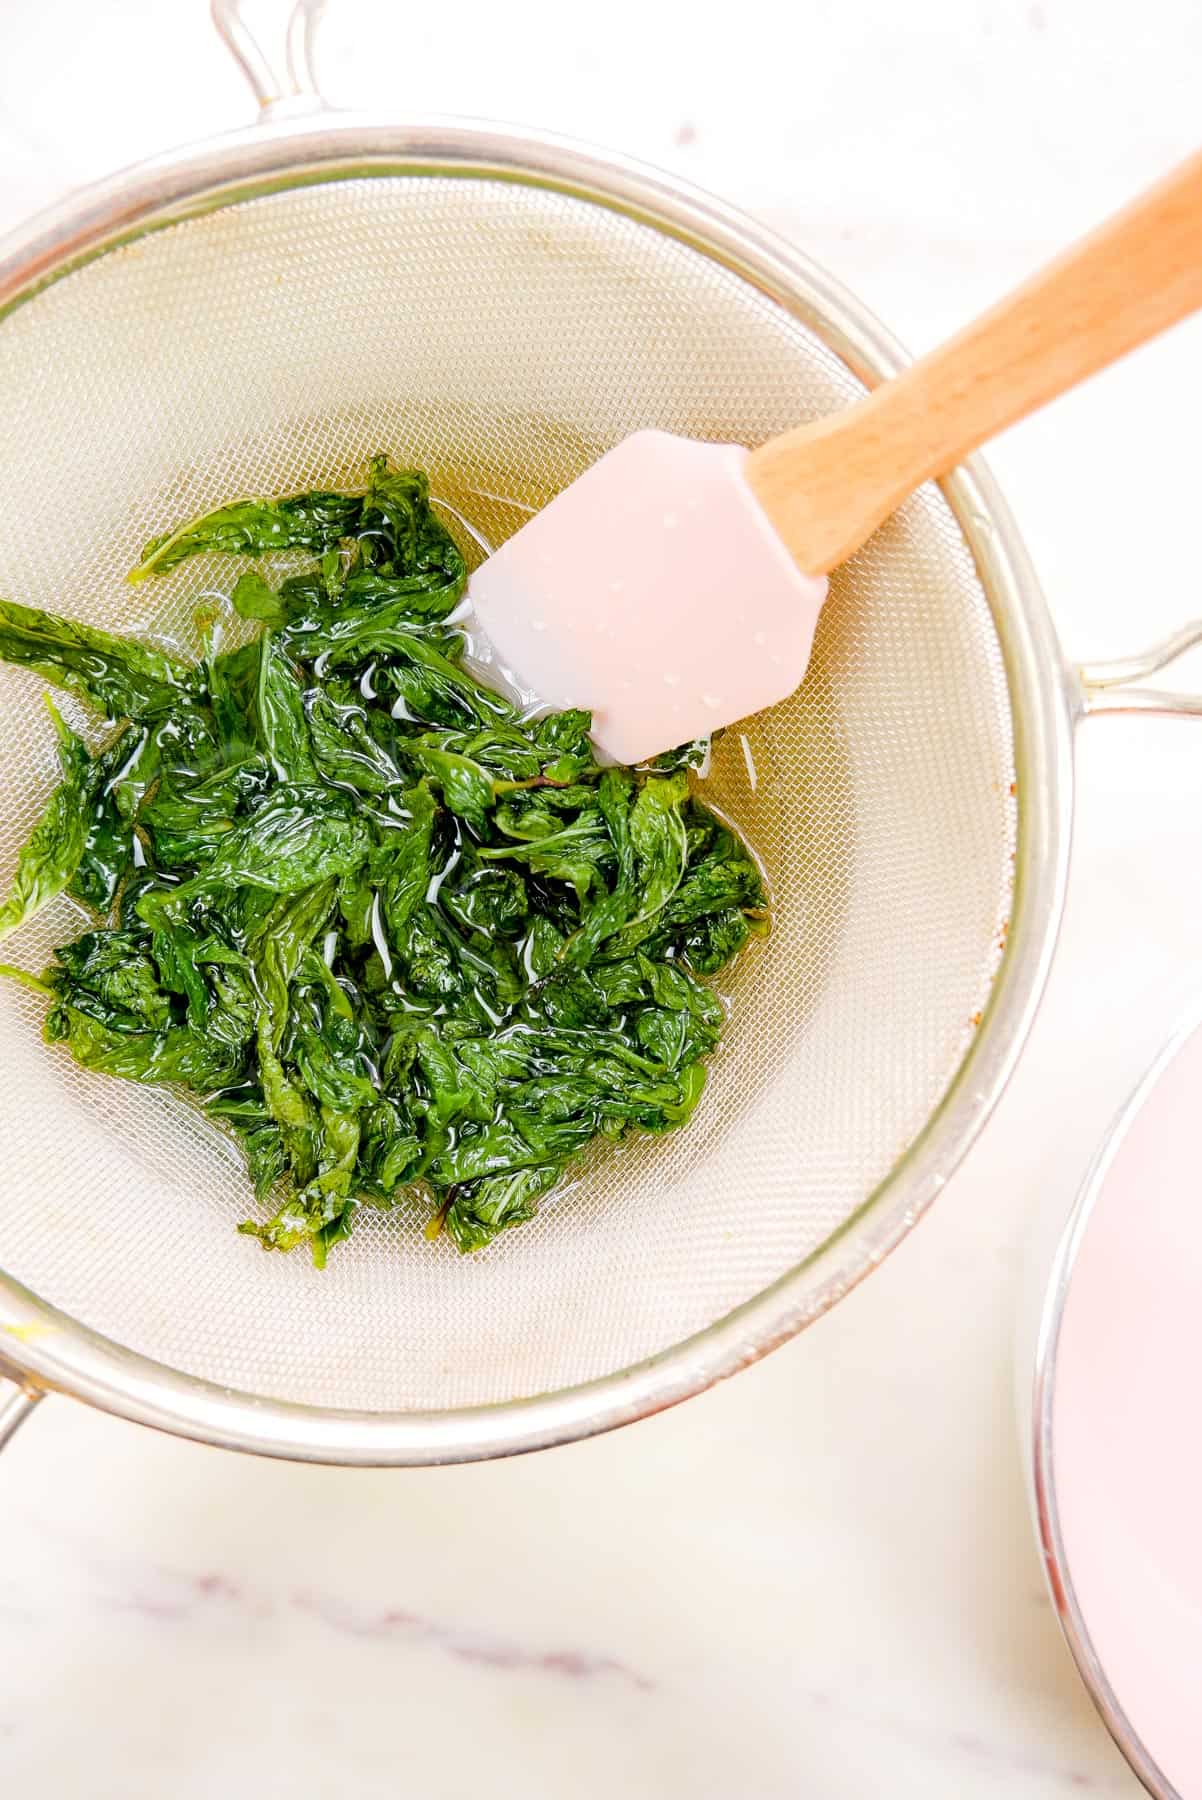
[471,148,1202,764]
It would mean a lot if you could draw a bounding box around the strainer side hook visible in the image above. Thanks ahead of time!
[211,0,328,119]
[1078,618,1202,718]
[0,1366,43,1450]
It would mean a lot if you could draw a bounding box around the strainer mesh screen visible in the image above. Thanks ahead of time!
[0,177,1015,1410]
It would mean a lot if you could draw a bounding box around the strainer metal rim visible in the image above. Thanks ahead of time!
[0,110,1074,1463]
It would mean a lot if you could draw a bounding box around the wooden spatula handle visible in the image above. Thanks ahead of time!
[748,149,1202,574]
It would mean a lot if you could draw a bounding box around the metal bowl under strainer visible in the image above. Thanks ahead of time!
[0,2,1193,1465]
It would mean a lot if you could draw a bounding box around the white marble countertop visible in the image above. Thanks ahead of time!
[3,2,1201,1792]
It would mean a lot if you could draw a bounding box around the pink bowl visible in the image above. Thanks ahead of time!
[1032,1006,1202,1798]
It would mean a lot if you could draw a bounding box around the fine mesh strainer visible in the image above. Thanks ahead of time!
[0,1,1195,1464]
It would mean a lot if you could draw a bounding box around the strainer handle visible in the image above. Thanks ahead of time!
[211,0,328,118]
[0,1367,43,1451]
[1079,620,1202,718]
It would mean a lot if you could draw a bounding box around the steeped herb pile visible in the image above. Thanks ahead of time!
[0,458,767,1261]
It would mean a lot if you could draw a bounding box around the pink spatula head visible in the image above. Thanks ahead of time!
[469,431,827,765]
[474,147,1202,763]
